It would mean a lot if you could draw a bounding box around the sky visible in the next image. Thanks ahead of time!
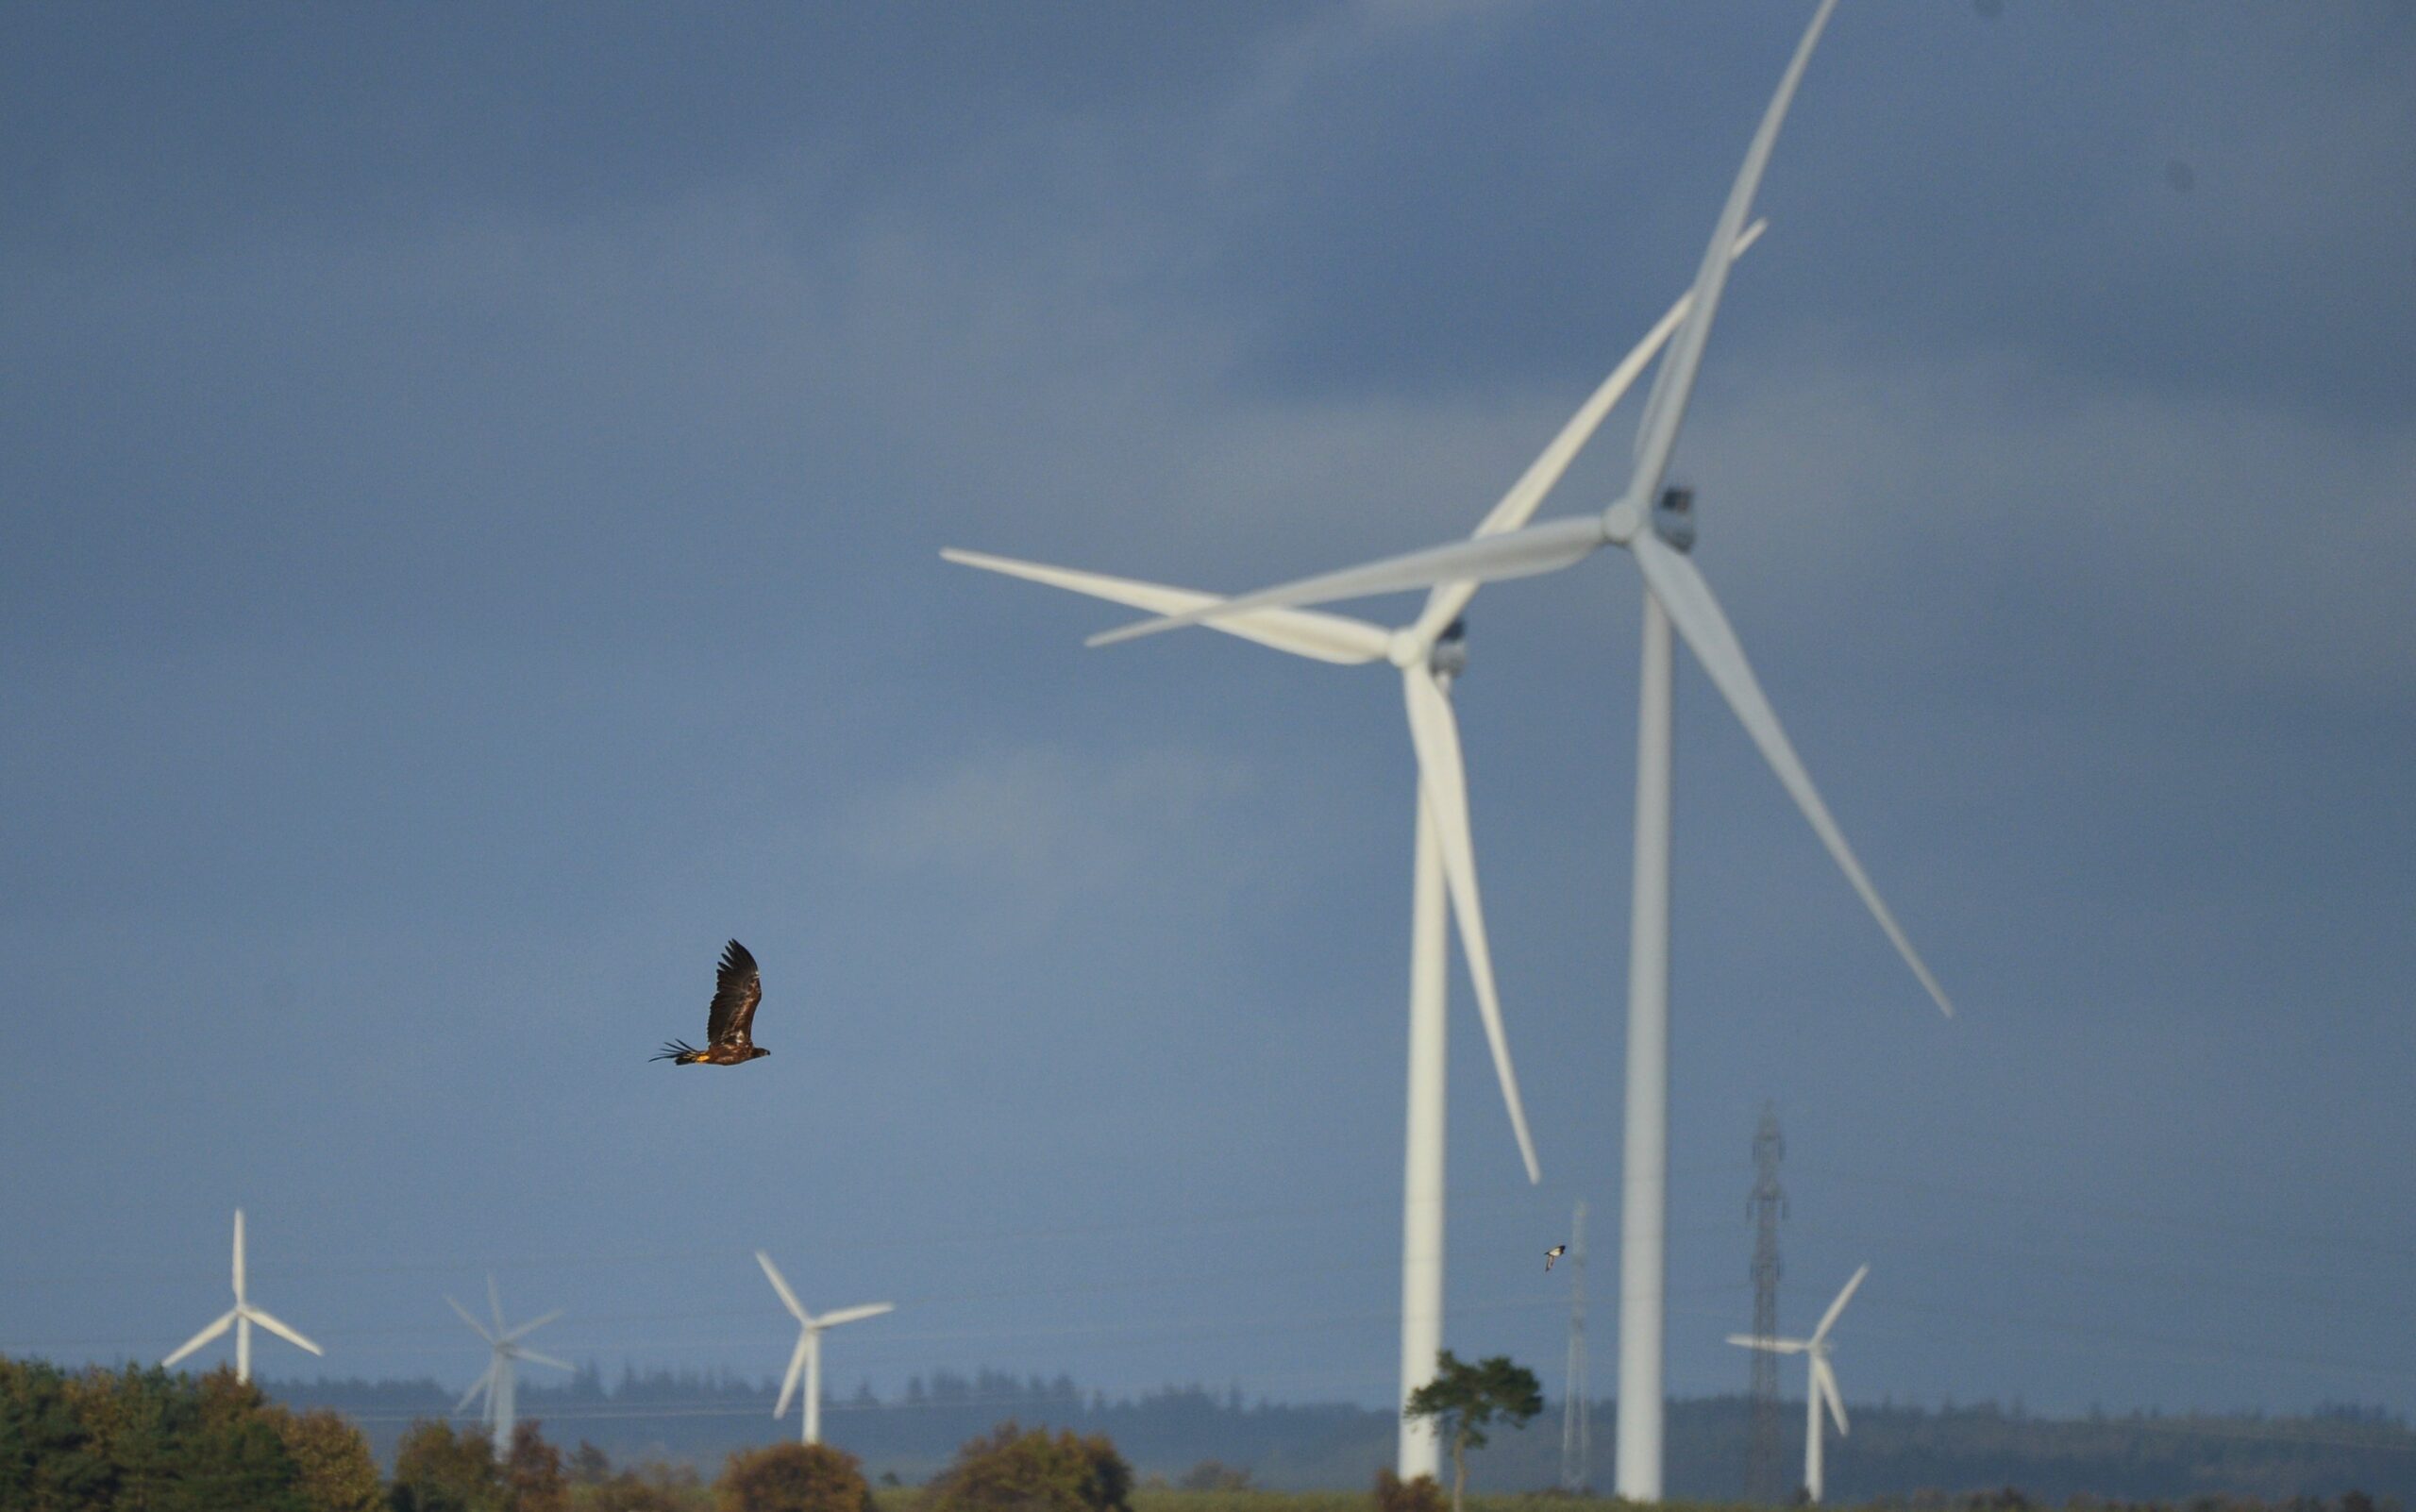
[4,0,2414,1430]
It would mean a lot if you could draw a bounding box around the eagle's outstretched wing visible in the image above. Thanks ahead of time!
[706,939,763,1049]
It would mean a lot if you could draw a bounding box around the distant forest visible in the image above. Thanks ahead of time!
[258,1366,2416,1504]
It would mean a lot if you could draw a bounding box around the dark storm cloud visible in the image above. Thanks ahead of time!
[1193,5,2416,422]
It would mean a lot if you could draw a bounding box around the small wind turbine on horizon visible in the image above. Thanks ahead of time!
[1729,1264,1868,1504]
[161,1209,324,1385]
[449,1276,568,1447]
[942,226,1764,1481]
[1080,1,1952,1498]
[757,1251,892,1447]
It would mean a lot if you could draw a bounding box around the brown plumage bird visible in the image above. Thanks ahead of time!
[653,940,770,1066]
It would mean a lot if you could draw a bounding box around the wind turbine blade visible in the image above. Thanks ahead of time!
[1626,0,1838,513]
[942,547,1390,665]
[1814,1357,1850,1436]
[487,1275,505,1336]
[514,1349,573,1372]
[1407,218,1770,645]
[1811,1263,1871,1347]
[243,1306,323,1356]
[1723,1334,1808,1354]
[163,1310,237,1368]
[456,1361,496,1416]
[502,1310,562,1343]
[773,1330,811,1420]
[756,1251,810,1323]
[1401,665,1542,1184]
[1087,516,1608,647]
[447,1295,497,1343]
[1629,535,1954,1016]
[812,1302,895,1329]
[231,1210,245,1302]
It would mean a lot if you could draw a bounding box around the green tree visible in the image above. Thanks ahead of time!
[713,1442,873,1512]
[567,1442,612,1486]
[924,1421,1132,1512]
[0,1356,110,1511]
[1401,1352,1543,1512]
[391,1420,505,1512]
[0,1359,320,1512]
[506,1422,568,1512]
[268,1405,383,1512]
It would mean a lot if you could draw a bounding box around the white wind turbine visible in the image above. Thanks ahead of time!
[1728,1264,1868,1504]
[161,1209,325,1384]
[449,1276,568,1446]
[1084,2,1951,1499]
[757,1251,892,1447]
[940,223,1759,1478]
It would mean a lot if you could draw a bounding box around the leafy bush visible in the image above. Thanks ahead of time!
[391,1419,506,1512]
[270,1405,384,1512]
[509,1421,571,1512]
[715,1442,876,1512]
[926,1420,1133,1512]
[1373,1468,1447,1512]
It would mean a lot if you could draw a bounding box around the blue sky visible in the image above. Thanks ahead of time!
[4,1,2412,1423]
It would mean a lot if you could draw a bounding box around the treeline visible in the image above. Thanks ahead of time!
[271,1367,1373,1486]
[255,1367,2416,1503]
[22,1352,2412,1505]
[0,1354,1132,1512]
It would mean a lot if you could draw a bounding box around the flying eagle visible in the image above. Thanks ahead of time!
[1545,1244,1568,1271]
[653,940,770,1066]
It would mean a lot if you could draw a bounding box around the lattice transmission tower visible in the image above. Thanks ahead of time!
[1745,1104,1787,1504]
[1560,1199,1591,1492]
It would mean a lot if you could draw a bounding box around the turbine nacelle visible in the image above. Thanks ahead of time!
[1392,618,1469,679]
[1651,486,1697,553]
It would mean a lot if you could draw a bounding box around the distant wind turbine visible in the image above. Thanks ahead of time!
[757,1251,892,1446]
[1728,1264,1868,1504]
[1080,2,1950,1497]
[449,1276,568,1447]
[942,223,1762,1481]
[161,1209,324,1384]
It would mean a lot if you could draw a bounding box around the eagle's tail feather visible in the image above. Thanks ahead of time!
[652,1039,702,1065]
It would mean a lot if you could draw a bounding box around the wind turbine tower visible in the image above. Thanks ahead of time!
[757,1251,892,1446]
[161,1209,325,1384]
[1728,1265,1867,1504]
[450,1277,569,1447]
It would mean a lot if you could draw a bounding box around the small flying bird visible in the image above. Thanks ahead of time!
[653,940,770,1066]
[1545,1244,1568,1271]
